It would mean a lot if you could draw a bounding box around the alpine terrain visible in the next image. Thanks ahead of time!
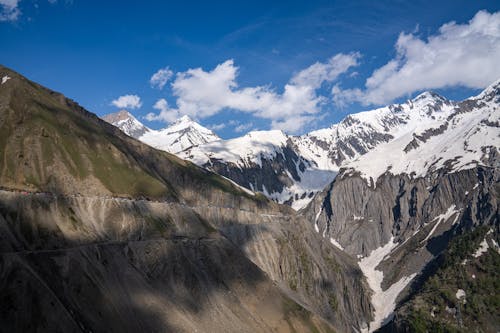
[103,110,220,154]
[3,1,500,332]
[303,80,500,331]
[0,65,374,332]
[105,78,500,332]
[105,86,498,215]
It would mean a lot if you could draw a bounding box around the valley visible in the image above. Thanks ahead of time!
[1,62,499,333]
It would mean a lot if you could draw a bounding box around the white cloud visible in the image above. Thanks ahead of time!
[150,67,173,89]
[145,98,179,123]
[334,10,500,106]
[147,53,358,133]
[208,123,226,131]
[291,52,360,89]
[0,0,20,21]
[234,122,253,133]
[111,94,142,109]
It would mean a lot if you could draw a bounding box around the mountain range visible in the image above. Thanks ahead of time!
[104,82,500,211]
[1,63,499,332]
[102,111,220,154]
[0,64,368,333]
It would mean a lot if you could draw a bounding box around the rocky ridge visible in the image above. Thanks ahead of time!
[303,81,500,332]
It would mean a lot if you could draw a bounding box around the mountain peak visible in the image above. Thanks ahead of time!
[102,109,135,123]
[165,115,210,133]
[172,114,194,125]
[101,110,150,138]
[471,78,500,102]
[412,90,447,103]
[140,115,220,154]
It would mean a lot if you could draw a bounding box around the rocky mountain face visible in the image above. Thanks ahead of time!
[102,109,151,138]
[303,81,500,332]
[103,111,220,154]
[4,63,498,332]
[0,64,372,333]
[104,88,469,211]
[180,130,337,210]
[180,91,466,210]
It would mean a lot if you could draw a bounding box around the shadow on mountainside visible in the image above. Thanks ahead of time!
[0,187,338,333]
[0,64,368,332]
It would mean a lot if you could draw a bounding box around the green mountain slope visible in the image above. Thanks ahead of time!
[383,226,499,332]
[0,64,271,207]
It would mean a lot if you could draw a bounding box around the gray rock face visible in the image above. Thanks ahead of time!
[220,220,373,333]
[0,190,356,333]
[207,143,308,195]
[306,164,498,257]
[102,110,151,138]
[302,158,498,331]
[183,200,374,331]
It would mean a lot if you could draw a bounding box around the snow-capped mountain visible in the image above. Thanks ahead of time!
[102,81,499,212]
[342,86,499,185]
[102,113,220,154]
[139,115,220,153]
[304,79,499,332]
[180,130,338,210]
[308,80,500,255]
[102,110,151,138]
[180,89,463,210]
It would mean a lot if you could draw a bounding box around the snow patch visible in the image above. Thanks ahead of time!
[219,175,255,196]
[1,76,11,85]
[473,238,489,258]
[358,237,417,332]
[421,205,459,243]
[329,238,344,251]
[491,239,500,254]
[455,289,466,303]
[314,207,322,233]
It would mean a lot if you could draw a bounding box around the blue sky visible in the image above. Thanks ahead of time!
[1,1,499,138]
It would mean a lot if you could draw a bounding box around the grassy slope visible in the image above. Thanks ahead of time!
[392,226,499,333]
[0,64,268,205]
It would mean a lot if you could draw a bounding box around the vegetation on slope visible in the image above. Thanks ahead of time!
[390,226,499,333]
[0,65,269,206]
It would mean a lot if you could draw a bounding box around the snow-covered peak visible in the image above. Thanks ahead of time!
[139,116,220,154]
[406,91,451,115]
[470,78,500,102]
[102,110,151,138]
[411,91,447,104]
[171,114,194,125]
[343,88,499,185]
[160,115,217,138]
